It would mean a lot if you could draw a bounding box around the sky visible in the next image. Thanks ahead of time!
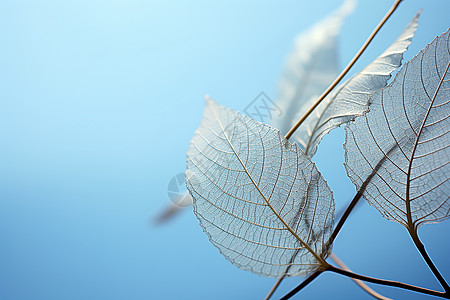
[0,0,449,299]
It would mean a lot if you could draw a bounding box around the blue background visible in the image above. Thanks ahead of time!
[0,0,449,299]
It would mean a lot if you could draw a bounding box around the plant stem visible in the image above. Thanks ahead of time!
[285,0,403,141]
[329,253,392,300]
[329,142,399,243]
[264,276,284,300]
[280,269,323,300]
[409,229,450,293]
[265,251,382,300]
[284,265,450,299]
[328,189,362,244]
[264,249,301,300]
[328,266,450,299]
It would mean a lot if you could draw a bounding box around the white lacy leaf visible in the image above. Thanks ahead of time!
[344,29,450,228]
[273,0,356,135]
[290,12,419,157]
[186,98,334,277]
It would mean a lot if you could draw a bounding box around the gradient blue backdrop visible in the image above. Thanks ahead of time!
[0,0,449,299]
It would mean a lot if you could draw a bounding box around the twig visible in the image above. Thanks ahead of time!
[264,202,357,300]
[264,276,284,300]
[328,266,449,299]
[329,142,399,244]
[330,253,392,300]
[264,249,300,300]
[409,229,450,293]
[283,265,449,300]
[285,0,403,141]
[280,270,323,300]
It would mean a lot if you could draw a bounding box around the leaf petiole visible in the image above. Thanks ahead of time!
[409,229,450,294]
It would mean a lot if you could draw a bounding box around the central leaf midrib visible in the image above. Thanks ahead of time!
[405,59,450,229]
[210,103,327,266]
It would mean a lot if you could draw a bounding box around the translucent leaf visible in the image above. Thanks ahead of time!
[344,29,450,228]
[289,12,419,157]
[273,0,356,135]
[186,98,334,277]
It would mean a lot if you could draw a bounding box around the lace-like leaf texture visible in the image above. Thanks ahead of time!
[186,98,334,277]
[279,12,419,157]
[273,0,355,136]
[345,29,450,229]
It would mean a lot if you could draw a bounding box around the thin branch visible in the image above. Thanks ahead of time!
[284,260,449,299]
[264,248,301,300]
[329,142,399,243]
[328,265,450,299]
[264,202,359,300]
[265,250,387,299]
[285,0,403,141]
[264,276,285,300]
[328,188,363,244]
[330,253,392,300]
[280,269,323,300]
[409,229,450,293]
